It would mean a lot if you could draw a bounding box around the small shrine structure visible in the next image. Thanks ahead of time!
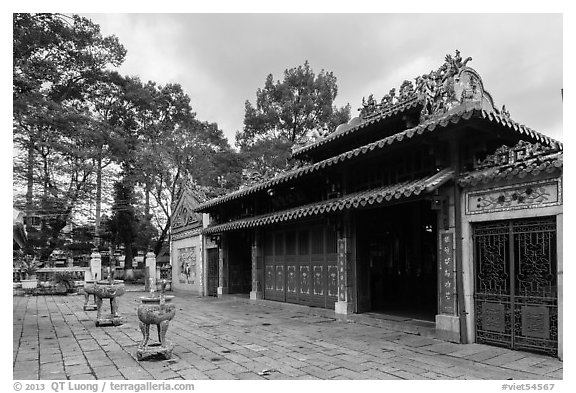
[189,51,562,358]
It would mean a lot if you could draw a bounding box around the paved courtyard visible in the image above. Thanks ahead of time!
[13,286,563,380]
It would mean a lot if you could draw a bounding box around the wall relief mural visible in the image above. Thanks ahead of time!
[177,247,196,285]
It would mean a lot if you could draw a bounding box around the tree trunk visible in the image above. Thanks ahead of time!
[154,218,170,257]
[124,242,133,270]
[144,183,151,217]
[94,153,102,246]
[25,140,34,231]
[41,152,50,242]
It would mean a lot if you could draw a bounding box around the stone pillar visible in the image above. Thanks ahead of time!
[217,234,228,297]
[89,250,102,282]
[335,218,354,315]
[557,212,563,360]
[250,230,263,300]
[145,251,156,292]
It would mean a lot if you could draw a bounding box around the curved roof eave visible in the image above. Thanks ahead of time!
[202,168,454,235]
[458,152,563,187]
[195,107,561,212]
[291,97,422,159]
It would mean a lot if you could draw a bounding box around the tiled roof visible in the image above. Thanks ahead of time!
[458,153,562,187]
[202,169,454,234]
[195,106,561,213]
[291,96,422,158]
[478,110,561,149]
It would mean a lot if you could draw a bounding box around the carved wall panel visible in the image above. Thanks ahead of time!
[177,247,196,285]
[466,180,561,215]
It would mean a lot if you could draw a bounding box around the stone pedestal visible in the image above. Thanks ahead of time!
[83,280,97,311]
[94,280,125,326]
[90,251,102,282]
[137,342,174,361]
[144,251,156,292]
[335,300,354,315]
[137,295,176,361]
[435,314,461,343]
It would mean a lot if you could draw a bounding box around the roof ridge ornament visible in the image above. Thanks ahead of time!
[358,50,484,122]
[500,105,511,119]
[476,140,561,169]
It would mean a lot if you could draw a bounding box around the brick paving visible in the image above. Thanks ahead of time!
[13,287,563,380]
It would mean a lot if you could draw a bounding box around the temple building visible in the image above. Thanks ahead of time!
[176,51,562,358]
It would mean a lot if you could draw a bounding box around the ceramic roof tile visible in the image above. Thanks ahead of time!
[291,97,422,158]
[203,169,454,234]
[458,146,562,187]
[196,107,561,212]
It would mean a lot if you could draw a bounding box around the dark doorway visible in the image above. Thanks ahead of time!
[357,200,438,321]
[227,232,252,294]
[207,248,219,297]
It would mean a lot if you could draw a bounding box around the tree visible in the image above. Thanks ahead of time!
[13,13,126,260]
[13,13,243,261]
[112,79,241,256]
[236,61,351,175]
[83,71,132,245]
[107,177,139,267]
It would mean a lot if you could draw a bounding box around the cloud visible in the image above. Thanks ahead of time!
[85,13,563,143]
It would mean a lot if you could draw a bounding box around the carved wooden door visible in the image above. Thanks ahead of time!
[207,248,219,297]
[264,226,338,308]
[473,217,558,356]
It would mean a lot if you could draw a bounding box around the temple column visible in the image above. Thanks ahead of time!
[335,214,354,315]
[557,212,563,360]
[250,229,263,300]
[217,233,228,297]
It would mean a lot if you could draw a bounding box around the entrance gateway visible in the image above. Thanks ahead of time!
[473,217,558,356]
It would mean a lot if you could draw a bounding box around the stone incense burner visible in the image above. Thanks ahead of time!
[83,279,98,311]
[93,274,126,326]
[136,280,176,360]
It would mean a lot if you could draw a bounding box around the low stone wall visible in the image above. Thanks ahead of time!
[13,267,89,296]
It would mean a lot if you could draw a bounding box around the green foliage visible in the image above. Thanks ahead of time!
[236,61,351,175]
[240,138,294,179]
[13,13,242,259]
[109,177,138,246]
[14,254,42,278]
[51,271,76,292]
[13,13,127,261]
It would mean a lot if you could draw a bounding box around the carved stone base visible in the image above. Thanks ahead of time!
[83,304,97,311]
[95,315,123,327]
[137,342,174,361]
[335,301,354,315]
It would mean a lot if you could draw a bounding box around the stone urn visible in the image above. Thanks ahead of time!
[93,279,126,326]
[20,278,38,291]
[82,280,98,311]
[136,287,176,360]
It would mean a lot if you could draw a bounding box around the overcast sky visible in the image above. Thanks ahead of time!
[82,13,563,146]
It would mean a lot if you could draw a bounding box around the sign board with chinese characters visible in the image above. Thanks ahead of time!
[438,232,456,315]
